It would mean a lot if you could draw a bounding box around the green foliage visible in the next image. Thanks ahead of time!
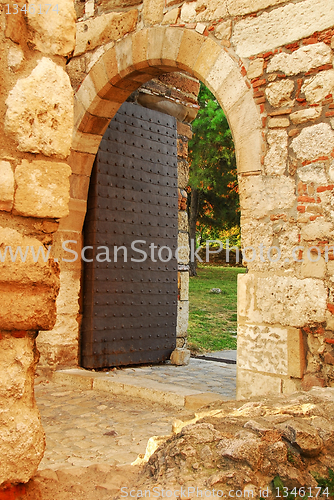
[311,468,334,496]
[188,83,239,234]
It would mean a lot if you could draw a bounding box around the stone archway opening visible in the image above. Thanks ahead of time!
[36,26,263,399]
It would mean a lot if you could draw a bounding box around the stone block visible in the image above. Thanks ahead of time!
[58,199,87,233]
[301,256,326,279]
[193,38,221,81]
[170,348,190,366]
[297,162,327,184]
[55,271,80,316]
[247,58,264,80]
[195,0,228,21]
[178,211,188,232]
[5,58,73,159]
[177,232,189,264]
[287,328,305,379]
[7,45,24,72]
[0,226,59,288]
[180,2,196,22]
[206,49,235,94]
[300,218,334,241]
[0,334,45,485]
[264,129,288,175]
[0,161,14,212]
[282,378,301,395]
[162,7,180,25]
[177,300,189,337]
[214,20,232,41]
[255,276,327,327]
[237,368,282,399]
[301,70,334,104]
[267,42,332,76]
[179,271,189,301]
[177,30,205,72]
[291,123,334,162]
[265,80,295,108]
[232,0,334,58]
[161,27,183,66]
[0,285,58,331]
[268,117,290,128]
[143,0,164,25]
[14,160,71,219]
[227,0,286,16]
[26,0,76,56]
[70,174,90,200]
[238,174,295,219]
[290,107,322,125]
[238,324,290,376]
[74,10,138,57]
[72,131,102,154]
[67,151,95,176]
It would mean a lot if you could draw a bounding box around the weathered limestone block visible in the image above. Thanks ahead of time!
[143,0,164,25]
[290,107,322,125]
[265,80,295,108]
[301,70,334,104]
[214,21,232,41]
[239,175,295,219]
[297,162,327,184]
[247,58,264,80]
[268,117,290,128]
[5,58,73,159]
[264,130,288,175]
[238,325,289,376]
[177,232,189,264]
[291,123,334,162]
[0,226,59,286]
[162,8,180,25]
[227,0,286,16]
[300,218,334,241]
[170,348,190,366]
[231,0,334,58]
[194,0,228,22]
[177,300,189,337]
[0,227,59,331]
[277,420,323,457]
[267,43,332,76]
[26,0,76,56]
[0,161,14,211]
[178,211,188,232]
[238,324,304,379]
[179,271,189,301]
[14,160,71,219]
[301,256,326,279]
[238,273,327,328]
[74,10,138,56]
[237,368,282,399]
[0,333,45,486]
[7,45,24,72]
[180,2,196,22]
[55,271,80,316]
[255,276,327,327]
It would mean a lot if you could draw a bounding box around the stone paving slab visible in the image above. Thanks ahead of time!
[52,357,237,406]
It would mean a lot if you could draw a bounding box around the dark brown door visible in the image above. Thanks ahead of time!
[81,102,178,369]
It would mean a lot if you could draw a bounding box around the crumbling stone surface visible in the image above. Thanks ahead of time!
[5,58,73,158]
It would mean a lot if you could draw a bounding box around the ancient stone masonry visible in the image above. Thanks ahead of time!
[2,0,334,486]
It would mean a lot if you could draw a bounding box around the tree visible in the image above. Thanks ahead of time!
[188,83,239,276]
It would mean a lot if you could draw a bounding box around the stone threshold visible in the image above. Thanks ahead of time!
[52,368,226,409]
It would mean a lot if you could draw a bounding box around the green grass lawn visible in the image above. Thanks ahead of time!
[187,265,246,354]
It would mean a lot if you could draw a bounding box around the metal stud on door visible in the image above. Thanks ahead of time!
[81,102,178,369]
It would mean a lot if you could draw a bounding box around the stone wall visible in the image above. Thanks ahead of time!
[1,0,334,485]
